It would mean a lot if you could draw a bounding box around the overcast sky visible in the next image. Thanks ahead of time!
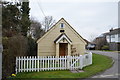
[29,0,119,41]
[6,0,119,41]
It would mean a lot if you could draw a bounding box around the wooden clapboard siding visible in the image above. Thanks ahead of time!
[37,18,86,56]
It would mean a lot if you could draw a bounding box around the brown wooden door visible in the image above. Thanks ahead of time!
[59,43,68,56]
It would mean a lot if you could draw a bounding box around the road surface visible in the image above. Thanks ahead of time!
[87,50,119,78]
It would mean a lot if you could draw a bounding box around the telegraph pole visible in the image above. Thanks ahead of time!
[0,1,2,80]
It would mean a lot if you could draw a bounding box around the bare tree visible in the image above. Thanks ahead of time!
[42,16,56,32]
[88,33,97,42]
[93,37,107,50]
[28,18,45,40]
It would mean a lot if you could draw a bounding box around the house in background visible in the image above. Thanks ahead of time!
[94,28,120,51]
[105,28,120,51]
[93,34,107,50]
[37,18,87,57]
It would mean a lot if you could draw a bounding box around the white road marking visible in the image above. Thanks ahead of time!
[115,74,120,76]
[93,74,120,78]
[100,74,114,77]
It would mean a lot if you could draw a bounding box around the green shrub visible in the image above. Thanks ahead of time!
[2,34,28,79]
[101,45,109,50]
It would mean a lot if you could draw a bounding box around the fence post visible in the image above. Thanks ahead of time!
[24,56,25,72]
[80,55,83,69]
[29,56,31,72]
[47,56,48,70]
[15,57,18,74]
[53,56,54,70]
[18,57,20,72]
[37,56,39,72]
[21,56,23,72]
[27,56,28,72]
[90,52,92,64]
[67,55,70,69]
[31,56,34,71]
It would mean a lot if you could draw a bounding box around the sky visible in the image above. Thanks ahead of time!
[5,0,119,41]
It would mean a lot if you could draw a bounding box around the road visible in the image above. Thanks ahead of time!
[87,50,119,78]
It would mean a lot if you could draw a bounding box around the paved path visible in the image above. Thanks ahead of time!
[87,50,119,78]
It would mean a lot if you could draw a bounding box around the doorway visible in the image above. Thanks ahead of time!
[59,43,68,56]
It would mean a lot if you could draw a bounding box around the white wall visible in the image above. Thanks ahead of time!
[106,35,110,42]
[106,34,120,43]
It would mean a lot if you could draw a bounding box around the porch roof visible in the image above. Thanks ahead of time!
[54,33,72,44]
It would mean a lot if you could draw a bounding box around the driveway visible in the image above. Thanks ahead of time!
[86,50,119,78]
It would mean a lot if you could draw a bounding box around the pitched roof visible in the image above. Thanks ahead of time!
[61,18,86,44]
[54,33,72,44]
[108,28,120,35]
[37,18,62,43]
[96,28,120,39]
[83,39,89,44]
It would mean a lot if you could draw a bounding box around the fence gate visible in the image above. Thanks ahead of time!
[68,56,81,70]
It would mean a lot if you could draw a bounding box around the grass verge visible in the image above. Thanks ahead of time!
[10,53,113,78]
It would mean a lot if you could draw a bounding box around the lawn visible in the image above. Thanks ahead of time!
[11,53,113,78]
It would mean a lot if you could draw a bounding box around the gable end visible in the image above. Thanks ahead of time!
[37,18,86,44]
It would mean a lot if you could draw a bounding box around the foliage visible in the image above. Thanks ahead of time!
[2,34,28,79]
[8,34,28,56]
[27,36,37,56]
[101,45,109,50]
[12,54,113,78]
[2,1,44,79]
[93,37,108,50]
[118,42,120,51]
[2,1,31,37]
[28,19,45,40]
[2,2,21,37]
[20,1,31,36]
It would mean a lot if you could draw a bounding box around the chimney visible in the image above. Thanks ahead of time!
[110,28,113,32]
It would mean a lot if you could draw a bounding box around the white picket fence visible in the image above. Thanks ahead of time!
[15,52,92,74]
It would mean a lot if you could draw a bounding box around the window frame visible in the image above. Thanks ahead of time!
[111,34,115,38]
[118,34,120,37]
[60,23,64,28]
